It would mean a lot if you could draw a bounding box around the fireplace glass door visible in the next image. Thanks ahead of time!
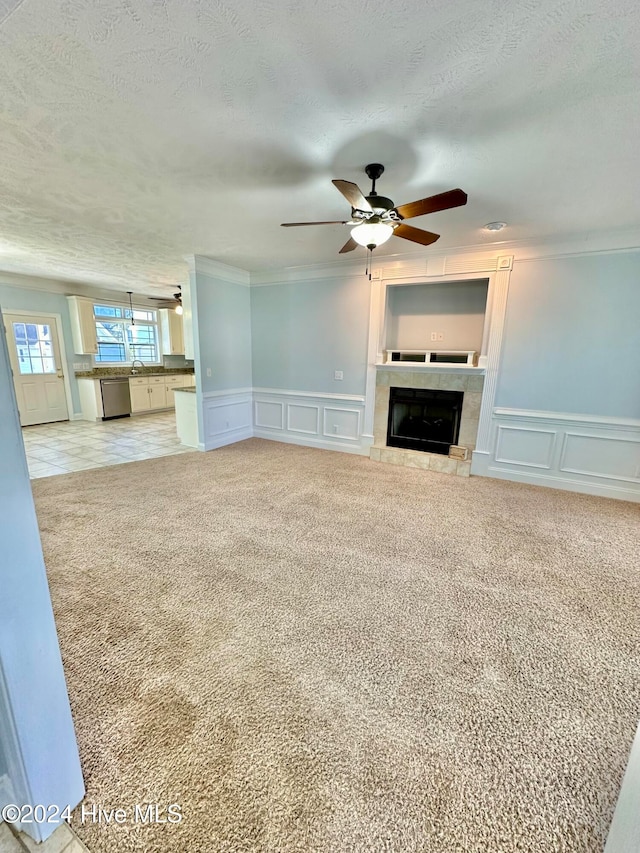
[387,387,463,454]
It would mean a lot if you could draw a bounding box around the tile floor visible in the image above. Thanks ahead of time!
[22,411,196,479]
[0,820,89,853]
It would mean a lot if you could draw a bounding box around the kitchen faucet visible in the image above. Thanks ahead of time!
[130,359,145,375]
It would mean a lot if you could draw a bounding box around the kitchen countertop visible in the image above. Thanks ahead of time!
[76,369,195,380]
[173,387,196,393]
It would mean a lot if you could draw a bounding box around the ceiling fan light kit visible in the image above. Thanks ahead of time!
[281,164,468,275]
[351,221,393,248]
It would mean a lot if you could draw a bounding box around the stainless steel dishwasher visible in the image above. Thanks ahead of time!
[100,377,132,420]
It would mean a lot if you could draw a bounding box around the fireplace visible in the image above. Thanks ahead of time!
[387,387,463,455]
[372,369,484,476]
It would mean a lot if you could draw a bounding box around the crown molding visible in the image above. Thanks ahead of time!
[187,255,251,286]
[0,270,170,307]
[249,227,640,285]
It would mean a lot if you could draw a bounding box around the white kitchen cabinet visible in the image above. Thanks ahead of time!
[159,309,184,355]
[148,378,167,409]
[129,378,151,413]
[77,378,104,420]
[129,374,193,412]
[67,296,98,355]
[174,389,199,447]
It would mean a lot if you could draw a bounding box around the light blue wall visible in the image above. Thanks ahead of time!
[0,281,83,414]
[195,272,252,393]
[495,253,640,419]
[386,279,488,353]
[0,312,84,839]
[250,276,371,396]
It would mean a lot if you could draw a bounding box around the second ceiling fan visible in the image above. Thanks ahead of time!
[282,164,467,254]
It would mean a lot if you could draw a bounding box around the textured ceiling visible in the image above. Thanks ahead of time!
[0,0,639,295]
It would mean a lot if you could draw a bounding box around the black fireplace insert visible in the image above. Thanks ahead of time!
[387,387,463,455]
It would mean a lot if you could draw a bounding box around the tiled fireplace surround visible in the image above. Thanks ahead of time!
[370,368,485,477]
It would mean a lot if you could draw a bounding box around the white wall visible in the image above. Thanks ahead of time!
[386,279,488,353]
[0,311,84,841]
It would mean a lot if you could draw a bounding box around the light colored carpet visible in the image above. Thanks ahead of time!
[32,439,639,853]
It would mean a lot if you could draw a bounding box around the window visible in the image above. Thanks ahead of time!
[93,304,160,365]
[12,322,56,374]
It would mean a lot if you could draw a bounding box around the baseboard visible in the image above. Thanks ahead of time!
[204,426,253,451]
[253,429,371,455]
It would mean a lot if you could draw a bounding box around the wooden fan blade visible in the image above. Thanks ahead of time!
[394,188,467,220]
[393,223,440,246]
[332,180,373,213]
[339,237,358,254]
[281,220,348,227]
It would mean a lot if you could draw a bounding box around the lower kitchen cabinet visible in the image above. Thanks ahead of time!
[148,380,167,410]
[77,372,195,420]
[129,381,152,413]
[128,373,193,413]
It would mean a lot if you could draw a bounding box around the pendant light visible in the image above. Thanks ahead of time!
[126,291,135,326]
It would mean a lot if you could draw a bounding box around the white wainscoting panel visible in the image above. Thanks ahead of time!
[253,388,369,454]
[254,400,284,430]
[202,390,253,451]
[472,408,640,502]
[323,407,361,441]
[560,432,640,482]
[287,403,319,435]
[495,426,556,469]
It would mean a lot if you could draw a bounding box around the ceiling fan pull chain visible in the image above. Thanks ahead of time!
[366,247,373,281]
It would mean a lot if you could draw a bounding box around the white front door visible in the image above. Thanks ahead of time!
[5,313,69,426]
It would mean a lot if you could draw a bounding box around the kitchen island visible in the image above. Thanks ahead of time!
[174,387,199,448]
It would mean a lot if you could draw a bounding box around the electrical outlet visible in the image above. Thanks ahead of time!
[334,370,343,380]
[430,332,437,342]
[333,425,339,433]
[206,368,212,377]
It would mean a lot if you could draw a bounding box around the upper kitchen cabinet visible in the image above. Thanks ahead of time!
[159,309,184,355]
[67,296,98,354]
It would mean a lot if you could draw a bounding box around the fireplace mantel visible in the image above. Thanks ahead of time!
[375,363,486,376]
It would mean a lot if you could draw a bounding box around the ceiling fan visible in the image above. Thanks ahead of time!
[149,285,183,314]
[282,164,467,255]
